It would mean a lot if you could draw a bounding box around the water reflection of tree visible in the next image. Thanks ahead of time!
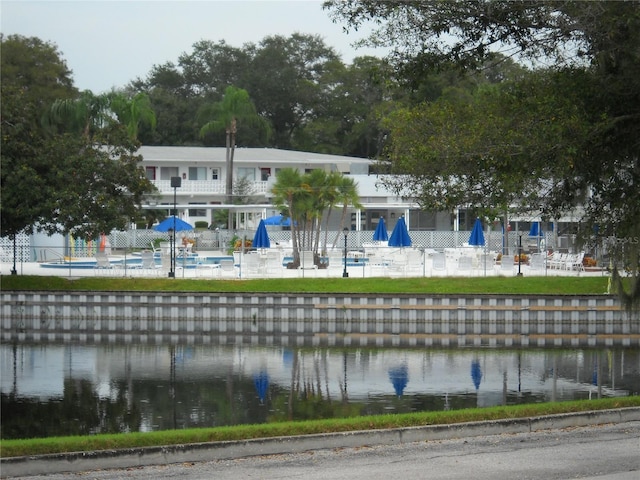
[1,379,141,439]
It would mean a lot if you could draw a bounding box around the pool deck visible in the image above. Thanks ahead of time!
[1,249,609,279]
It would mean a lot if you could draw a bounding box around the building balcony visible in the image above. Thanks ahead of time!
[151,180,270,196]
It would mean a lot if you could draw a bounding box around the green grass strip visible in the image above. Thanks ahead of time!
[1,275,611,295]
[2,397,638,458]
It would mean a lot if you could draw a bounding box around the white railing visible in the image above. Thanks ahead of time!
[151,180,269,195]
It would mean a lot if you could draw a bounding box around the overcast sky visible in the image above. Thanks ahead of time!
[2,0,384,93]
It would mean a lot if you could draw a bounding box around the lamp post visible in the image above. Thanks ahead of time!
[517,234,523,277]
[10,233,17,275]
[342,227,349,278]
[169,176,181,278]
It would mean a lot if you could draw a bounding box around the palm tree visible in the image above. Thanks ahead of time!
[271,167,306,265]
[45,90,156,142]
[332,176,362,249]
[109,92,156,140]
[199,86,269,229]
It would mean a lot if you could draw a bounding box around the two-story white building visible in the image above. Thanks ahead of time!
[138,146,454,232]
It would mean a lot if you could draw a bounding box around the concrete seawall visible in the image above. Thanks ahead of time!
[1,291,638,347]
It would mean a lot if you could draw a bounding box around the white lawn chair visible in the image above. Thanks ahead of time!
[218,259,237,278]
[456,256,473,276]
[431,253,447,276]
[94,252,113,275]
[405,249,424,276]
[499,255,514,275]
[140,251,160,276]
[298,251,318,276]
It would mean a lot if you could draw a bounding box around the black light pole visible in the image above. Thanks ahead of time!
[342,227,349,278]
[517,234,523,276]
[10,234,17,275]
[169,176,181,278]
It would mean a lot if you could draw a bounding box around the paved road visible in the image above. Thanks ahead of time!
[11,422,639,480]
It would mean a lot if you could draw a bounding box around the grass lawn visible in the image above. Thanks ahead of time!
[1,275,611,295]
[2,397,638,458]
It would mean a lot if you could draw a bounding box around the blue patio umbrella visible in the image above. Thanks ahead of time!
[252,219,271,249]
[253,370,269,405]
[373,217,388,242]
[388,363,408,397]
[388,216,412,247]
[529,221,543,238]
[471,359,483,390]
[153,216,193,232]
[263,214,292,227]
[468,218,485,246]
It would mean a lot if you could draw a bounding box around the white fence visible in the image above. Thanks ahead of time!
[1,229,557,263]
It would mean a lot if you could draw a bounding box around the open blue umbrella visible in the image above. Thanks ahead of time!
[252,219,271,249]
[388,363,408,397]
[373,217,388,242]
[153,216,193,232]
[468,218,485,246]
[263,214,292,227]
[388,216,412,247]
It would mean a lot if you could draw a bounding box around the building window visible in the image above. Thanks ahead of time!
[188,203,207,217]
[160,167,179,180]
[211,168,219,180]
[260,168,271,181]
[189,167,207,180]
[237,167,255,181]
[145,167,156,180]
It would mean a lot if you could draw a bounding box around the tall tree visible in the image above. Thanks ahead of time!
[328,0,640,305]
[1,35,76,238]
[198,86,269,229]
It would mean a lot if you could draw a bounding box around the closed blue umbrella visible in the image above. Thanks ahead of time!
[388,216,412,247]
[388,363,408,397]
[373,217,388,242]
[252,219,271,249]
[468,218,485,246]
[153,216,193,232]
[529,221,542,238]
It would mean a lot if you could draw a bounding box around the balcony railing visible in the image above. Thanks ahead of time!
[152,180,269,195]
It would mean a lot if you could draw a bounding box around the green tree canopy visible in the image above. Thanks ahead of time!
[1,35,156,241]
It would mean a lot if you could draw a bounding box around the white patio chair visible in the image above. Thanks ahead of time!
[499,255,514,275]
[218,259,237,278]
[404,249,424,276]
[242,253,262,278]
[265,250,283,276]
[456,256,473,276]
[298,251,318,276]
[94,252,113,276]
[431,252,447,276]
[529,253,545,272]
[140,251,160,276]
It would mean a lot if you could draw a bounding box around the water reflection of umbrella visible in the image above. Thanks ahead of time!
[252,219,271,249]
[388,363,408,397]
[471,359,483,390]
[373,217,388,242]
[154,216,194,232]
[263,214,292,227]
[468,218,485,246]
[253,370,269,405]
[388,216,411,247]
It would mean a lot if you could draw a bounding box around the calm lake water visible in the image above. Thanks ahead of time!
[1,342,639,439]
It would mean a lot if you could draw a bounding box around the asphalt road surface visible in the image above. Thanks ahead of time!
[10,421,639,480]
